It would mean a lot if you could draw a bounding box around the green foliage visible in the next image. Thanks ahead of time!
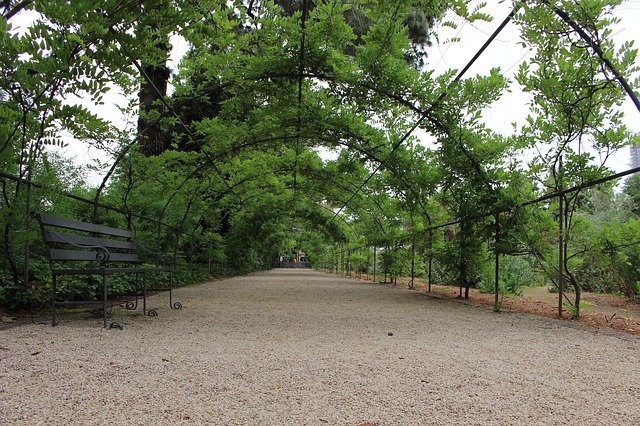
[566,299,596,318]
[623,174,640,217]
[379,247,401,281]
[577,218,640,297]
[478,255,545,297]
[349,250,368,274]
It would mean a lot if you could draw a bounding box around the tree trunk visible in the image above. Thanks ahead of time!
[428,229,433,292]
[571,277,581,317]
[137,1,172,156]
[4,223,20,286]
[2,179,19,286]
[565,241,582,318]
[138,63,170,156]
[459,221,466,299]
[410,239,415,289]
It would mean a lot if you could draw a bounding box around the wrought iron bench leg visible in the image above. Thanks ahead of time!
[169,272,182,310]
[103,274,108,328]
[143,273,147,316]
[52,275,58,326]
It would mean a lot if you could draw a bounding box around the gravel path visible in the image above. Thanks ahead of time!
[1,269,639,425]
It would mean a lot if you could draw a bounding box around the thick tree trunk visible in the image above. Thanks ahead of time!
[136,0,172,156]
[138,63,170,156]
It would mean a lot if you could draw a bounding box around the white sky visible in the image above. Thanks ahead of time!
[422,0,640,174]
[9,1,640,184]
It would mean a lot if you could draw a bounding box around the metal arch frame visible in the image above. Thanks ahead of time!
[273,160,403,238]
[190,159,392,239]
[22,1,640,223]
[323,0,640,219]
[329,5,520,220]
[213,183,353,243]
[53,1,640,216]
[102,16,505,219]
[187,151,430,251]
[58,3,640,251]
[195,161,402,247]
[122,118,403,242]
[541,0,640,114]
[323,0,640,282]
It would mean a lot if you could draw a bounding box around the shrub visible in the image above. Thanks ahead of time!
[478,255,544,296]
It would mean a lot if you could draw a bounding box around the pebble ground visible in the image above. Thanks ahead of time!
[1,269,639,425]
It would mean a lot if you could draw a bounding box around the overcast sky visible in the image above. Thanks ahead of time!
[14,0,640,184]
[424,0,640,174]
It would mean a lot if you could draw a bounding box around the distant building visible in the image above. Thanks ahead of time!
[632,143,640,169]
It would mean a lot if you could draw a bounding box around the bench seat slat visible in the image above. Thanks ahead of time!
[45,230,136,250]
[52,266,173,275]
[38,213,133,238]
[49,249,140,262]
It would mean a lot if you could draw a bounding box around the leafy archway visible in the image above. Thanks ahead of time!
[2,0,639,317]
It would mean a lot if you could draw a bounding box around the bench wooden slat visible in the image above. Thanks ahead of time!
[38,213,133,238]
[49,248,140,263]
[44,229,136,250]
[52,266,173,275]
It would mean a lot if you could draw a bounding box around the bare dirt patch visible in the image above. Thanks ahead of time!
[352,273,640,336]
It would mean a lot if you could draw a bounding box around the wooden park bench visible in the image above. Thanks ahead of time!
[34,212,181,328]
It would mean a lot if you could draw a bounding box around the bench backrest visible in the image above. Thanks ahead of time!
[35,212,140,266]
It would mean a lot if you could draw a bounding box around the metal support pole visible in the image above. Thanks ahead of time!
[365,248,370,280]
[143,273,147,316]
[558,157,564,318]
[23,170,33,292]
[344,250,347,276]
[156,219,163,267]
[494,213,500,311]
[393,243,398,286]
[459,222,465,299]
[428,229,433,292]
[410,239,415,289]
[208,241,212,276]
[558,193,564,318]
[170,272,174,309]
[373,246,377,283]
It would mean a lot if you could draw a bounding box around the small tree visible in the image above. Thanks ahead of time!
[515,3,637,316]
